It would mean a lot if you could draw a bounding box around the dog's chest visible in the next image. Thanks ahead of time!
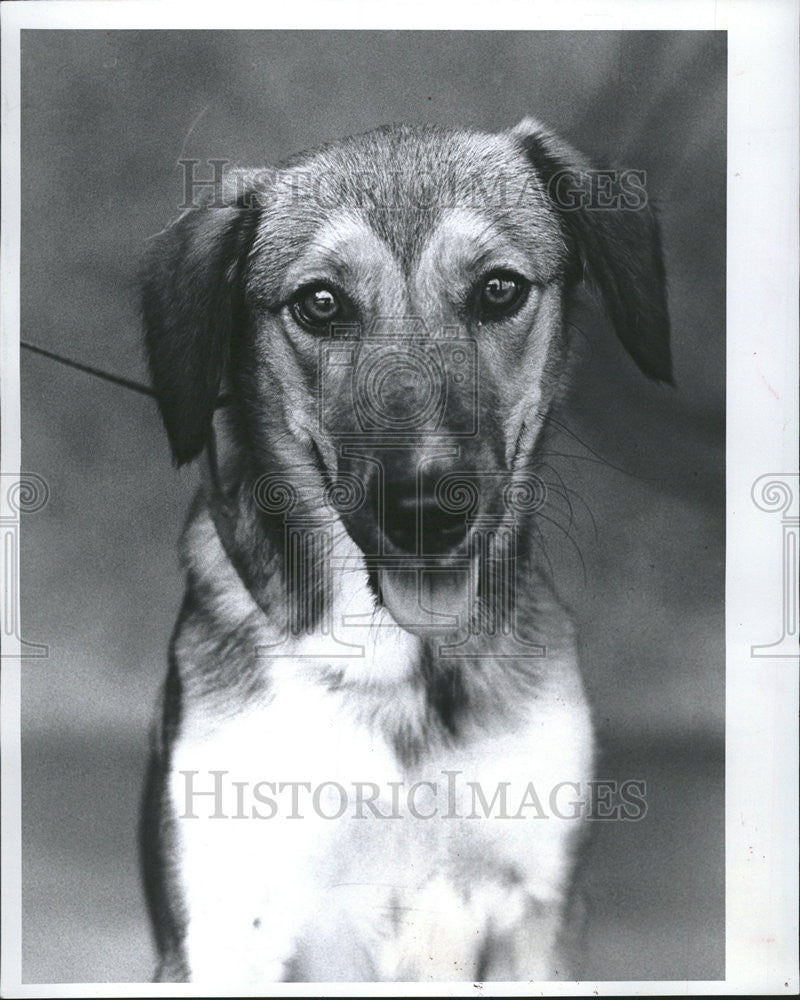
[170,637,593,982]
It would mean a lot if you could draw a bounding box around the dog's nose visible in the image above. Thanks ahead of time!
[382,483,468,554]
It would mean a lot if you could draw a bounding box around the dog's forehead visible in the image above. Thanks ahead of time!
[307,127,532,250]
[249,125,563,289]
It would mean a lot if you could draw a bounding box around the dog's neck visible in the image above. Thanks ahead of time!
[175,460,578,753]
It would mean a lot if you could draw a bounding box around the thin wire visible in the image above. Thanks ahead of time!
[21,339,155,398]
[21,339,230,408]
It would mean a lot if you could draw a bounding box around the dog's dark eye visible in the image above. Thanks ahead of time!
[290,284,343,331]
[476,271,530,321]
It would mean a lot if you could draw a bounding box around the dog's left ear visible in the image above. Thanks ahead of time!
[511,117,672,384]
[141,198,259,466]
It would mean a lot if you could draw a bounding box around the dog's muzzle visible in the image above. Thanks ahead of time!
[332,452,508,636]
[379,478,469,556]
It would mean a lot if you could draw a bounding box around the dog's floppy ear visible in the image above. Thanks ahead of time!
[512,117,672,383]
[141,197,259,465]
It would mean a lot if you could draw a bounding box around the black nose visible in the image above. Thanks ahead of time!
[382,483,468,554]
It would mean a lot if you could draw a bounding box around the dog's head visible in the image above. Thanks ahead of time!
[142,120,670,631]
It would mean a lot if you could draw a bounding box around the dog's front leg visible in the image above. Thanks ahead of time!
[477,895,573,982]
[170,797,308,985]
[163,738,323,987]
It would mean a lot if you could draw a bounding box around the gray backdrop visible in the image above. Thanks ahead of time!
[20,30,725,982]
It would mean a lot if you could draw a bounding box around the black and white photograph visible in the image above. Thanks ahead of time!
[0,1,797,995]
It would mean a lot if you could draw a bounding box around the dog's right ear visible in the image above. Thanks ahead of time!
[141,200,259,466]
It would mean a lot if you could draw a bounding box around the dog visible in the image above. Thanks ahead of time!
[139,118,671,984]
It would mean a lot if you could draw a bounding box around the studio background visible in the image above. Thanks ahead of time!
[20,30,725,983]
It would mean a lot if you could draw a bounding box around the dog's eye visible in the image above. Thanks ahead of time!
[475,271,530,321]
[290,284,343,331]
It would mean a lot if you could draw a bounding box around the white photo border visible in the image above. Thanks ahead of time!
[1,0,797,996]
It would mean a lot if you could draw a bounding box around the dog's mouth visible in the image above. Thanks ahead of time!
[336,503,470,636]
[335,483,515,637]
[316,444,521,637]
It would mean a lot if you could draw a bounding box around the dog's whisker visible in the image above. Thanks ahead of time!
[527,519,557,585]
[534,510,588,583]
[541,416,660,483]
[538,481,599,547]
[532,460,576,533]
[551,481,599,541]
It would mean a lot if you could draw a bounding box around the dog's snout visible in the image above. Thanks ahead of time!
[382,480,468,555]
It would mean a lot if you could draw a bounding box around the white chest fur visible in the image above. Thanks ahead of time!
[169,648,593,983]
